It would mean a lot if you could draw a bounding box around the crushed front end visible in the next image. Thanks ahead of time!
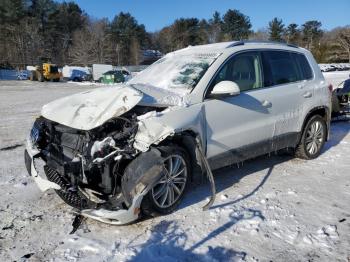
[24,106,165,225]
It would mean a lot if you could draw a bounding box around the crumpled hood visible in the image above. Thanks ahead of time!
[41,85,142,130]
[133,84,189,107]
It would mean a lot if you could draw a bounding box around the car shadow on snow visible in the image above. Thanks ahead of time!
[178,154,290,212]
[126,155,277,261]
[126,215,262,262]
[322,121,350,153]
[178,121,350,211]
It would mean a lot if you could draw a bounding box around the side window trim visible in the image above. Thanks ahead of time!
[203,49,315,100]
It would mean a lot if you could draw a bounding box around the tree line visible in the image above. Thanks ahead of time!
[1,0,349,68]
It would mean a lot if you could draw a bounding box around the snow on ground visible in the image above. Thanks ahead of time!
[0,80,349,262]
[323,71,350,89]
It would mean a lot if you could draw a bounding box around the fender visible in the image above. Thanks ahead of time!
[133,104,207,153]
[299,106,331,143]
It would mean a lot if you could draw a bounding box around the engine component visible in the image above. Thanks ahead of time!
[91,137,116,157]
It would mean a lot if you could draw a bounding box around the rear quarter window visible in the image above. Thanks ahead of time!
[294,53,313,80]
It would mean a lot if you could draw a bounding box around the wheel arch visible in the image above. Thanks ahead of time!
[158,130,205,180]
[300,106,331,143]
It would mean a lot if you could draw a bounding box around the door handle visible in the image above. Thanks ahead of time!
[303,92,312,98]
[261,100,272,108]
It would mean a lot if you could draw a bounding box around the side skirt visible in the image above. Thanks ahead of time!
[207,132,299,170]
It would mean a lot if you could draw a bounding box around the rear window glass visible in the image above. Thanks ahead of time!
[261,51,313,87]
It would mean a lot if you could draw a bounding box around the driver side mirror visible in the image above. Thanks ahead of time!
[210,81,240,97]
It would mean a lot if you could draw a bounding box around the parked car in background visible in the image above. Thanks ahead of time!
[100,70,131,84]
[92,64,113,82]
[17,70,30,80]
[140,49,163,65]
[69,69,91,82]
[25,41,331,225]
[319,63,350,72]
[332,75,350,116]
[62,66,91,82]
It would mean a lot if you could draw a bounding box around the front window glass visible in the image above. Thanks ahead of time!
[210,51,263,92]
[129,52,220,94]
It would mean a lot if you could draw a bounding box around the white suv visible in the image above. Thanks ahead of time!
[25,41,331,225]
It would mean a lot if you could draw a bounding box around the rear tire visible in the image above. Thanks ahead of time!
[141,145,191,217]
[295,115,327,160]
[30,71,36,81]
[38,73,43,82]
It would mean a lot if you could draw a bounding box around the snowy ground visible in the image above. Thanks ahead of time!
[0,80,349,262]
[323,71,350,89]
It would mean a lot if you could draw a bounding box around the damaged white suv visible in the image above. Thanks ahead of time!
[25,41,331,225]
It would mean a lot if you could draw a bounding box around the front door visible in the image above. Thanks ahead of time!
[204,51,275,169]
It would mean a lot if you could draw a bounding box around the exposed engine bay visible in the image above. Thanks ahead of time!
[28,106,166,211]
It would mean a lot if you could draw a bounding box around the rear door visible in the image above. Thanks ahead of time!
[260,50,315,150]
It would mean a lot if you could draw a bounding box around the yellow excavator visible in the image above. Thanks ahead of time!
[30,63,61,82]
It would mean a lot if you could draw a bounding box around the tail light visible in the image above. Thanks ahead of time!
[328,84,333,93]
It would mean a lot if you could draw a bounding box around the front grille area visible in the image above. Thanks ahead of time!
[60,132,84,150]
[50,131,85,161]
[44,165,91,209]
[40,121,88,165]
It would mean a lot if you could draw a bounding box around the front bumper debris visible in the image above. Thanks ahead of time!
[24,137,147,225]
[25,138,61,191]
[79,194,144,225]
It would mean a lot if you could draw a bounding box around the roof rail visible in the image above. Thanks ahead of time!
[226,40,299,49]
[226,41,245,48]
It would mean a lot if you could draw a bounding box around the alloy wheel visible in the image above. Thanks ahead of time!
[151,155,188,209]
[305,120,324,155]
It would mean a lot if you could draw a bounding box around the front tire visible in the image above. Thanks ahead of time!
[295,115,327,160]
[141,145,190,217]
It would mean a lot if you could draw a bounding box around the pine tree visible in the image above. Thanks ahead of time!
[171,18,202,49]
[222,9,252,40]
[302,20,323,50]
[285,23,300,44]
[268,17,285,42]
[110,12,146,65]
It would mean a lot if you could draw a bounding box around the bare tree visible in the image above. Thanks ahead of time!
[336,27,350,63]
[130,37,140,65]
[69,18,112,65]
[249,28,269,41]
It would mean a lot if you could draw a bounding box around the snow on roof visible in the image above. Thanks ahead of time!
[172,41,238,55]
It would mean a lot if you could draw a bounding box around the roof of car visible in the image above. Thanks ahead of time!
[172,40,304,56]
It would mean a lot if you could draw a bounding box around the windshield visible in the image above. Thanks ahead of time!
[129,52,220,95]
